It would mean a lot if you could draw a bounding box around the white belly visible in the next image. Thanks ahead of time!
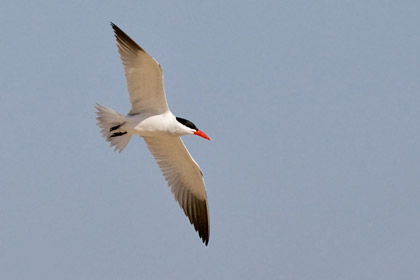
[126,111,179,137]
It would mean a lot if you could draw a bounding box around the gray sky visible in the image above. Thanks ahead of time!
[1,0,419,279]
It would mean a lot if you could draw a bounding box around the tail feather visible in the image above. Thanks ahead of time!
[95,103,132,152]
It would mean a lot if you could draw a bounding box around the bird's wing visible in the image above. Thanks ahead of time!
[111,23,169,115]
[143,136,210,245]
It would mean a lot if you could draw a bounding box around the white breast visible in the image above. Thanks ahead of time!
[127,111,192,137]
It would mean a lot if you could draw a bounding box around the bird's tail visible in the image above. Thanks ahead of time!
[95,103,133,153]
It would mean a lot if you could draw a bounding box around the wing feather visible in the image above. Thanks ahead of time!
[111,23,169,115]
[143,136,210,245]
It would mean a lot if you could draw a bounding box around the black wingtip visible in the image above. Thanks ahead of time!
[199,200,210,246]
[110,22,122,35]
[200,229,209,246]
[110,22,117,31]
[109,22,144,53]
[202,230,209,246]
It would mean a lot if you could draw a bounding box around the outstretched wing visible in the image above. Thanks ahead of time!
[143,136,210,245]
[111,23,169,115]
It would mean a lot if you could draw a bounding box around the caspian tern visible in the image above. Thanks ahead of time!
[96,23,211,245]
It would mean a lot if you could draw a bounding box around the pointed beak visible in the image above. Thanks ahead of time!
[194,130,211,140]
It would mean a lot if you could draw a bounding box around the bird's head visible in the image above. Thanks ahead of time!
[176,117,211,140]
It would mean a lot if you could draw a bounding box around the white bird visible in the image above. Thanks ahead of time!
[96,23,211,245]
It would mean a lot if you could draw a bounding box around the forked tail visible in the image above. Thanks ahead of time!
[95,103,132,152]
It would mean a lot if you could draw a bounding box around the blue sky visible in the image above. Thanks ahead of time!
[1,1,420,279]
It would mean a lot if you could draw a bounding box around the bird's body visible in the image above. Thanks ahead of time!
[123,110,188,137]
[96,23,211,245]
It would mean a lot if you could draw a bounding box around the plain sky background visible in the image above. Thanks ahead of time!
[1,0,419,279]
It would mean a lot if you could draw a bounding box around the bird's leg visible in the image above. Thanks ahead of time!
[110,124,122,132]
[109,123,127,137]
[110,131,127,137]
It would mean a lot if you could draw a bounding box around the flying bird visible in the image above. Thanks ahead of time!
[96,23,211,245]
